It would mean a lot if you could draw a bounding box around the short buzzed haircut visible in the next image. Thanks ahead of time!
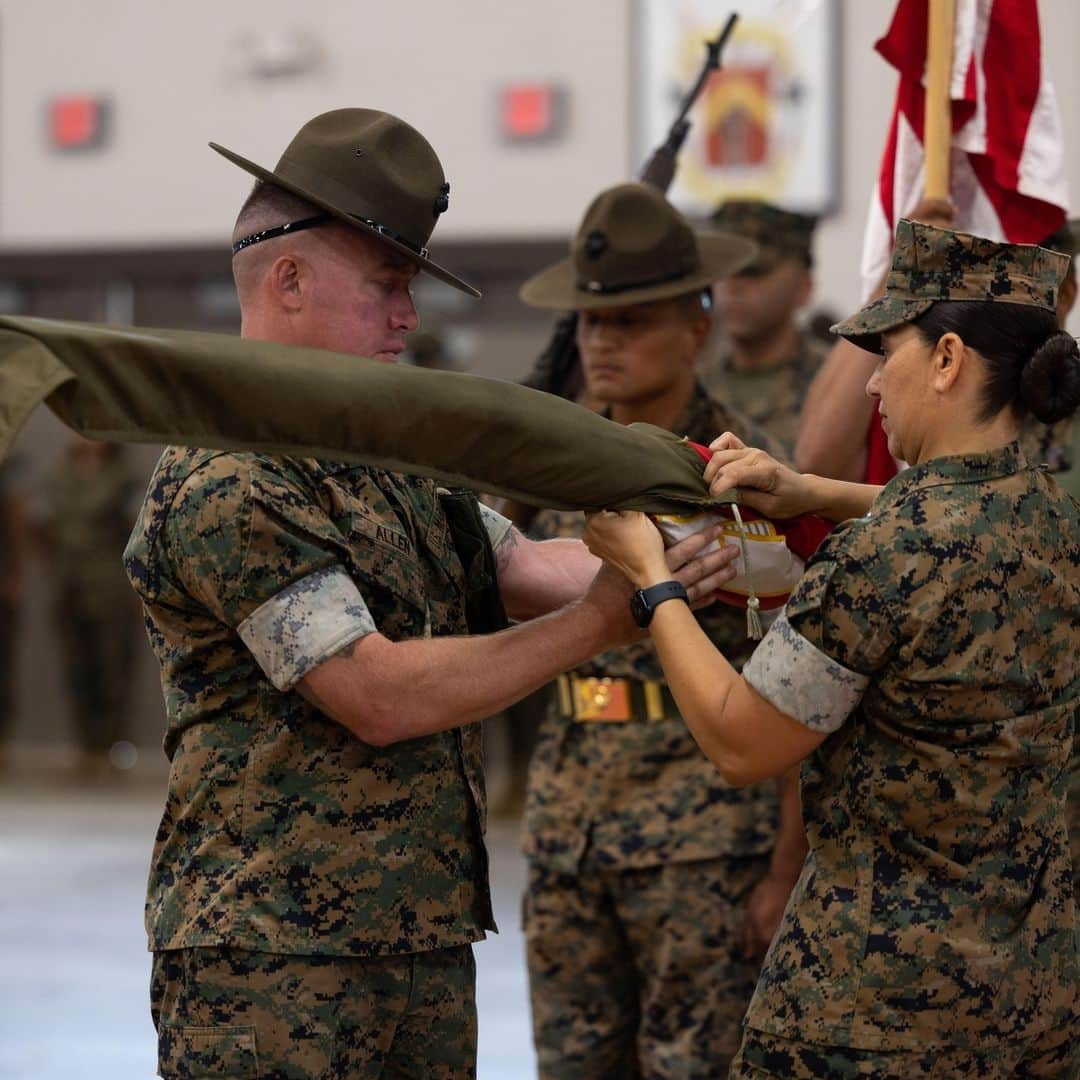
[231,181,324,249]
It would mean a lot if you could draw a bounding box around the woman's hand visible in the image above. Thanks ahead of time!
[582,509,740,593]
[705,433,816,520]
[580,513,741,647]
[583,510,669,587]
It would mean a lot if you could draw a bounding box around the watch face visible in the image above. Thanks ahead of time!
[630,590,650,628]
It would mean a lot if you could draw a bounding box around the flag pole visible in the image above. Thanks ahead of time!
[924,0,956,199]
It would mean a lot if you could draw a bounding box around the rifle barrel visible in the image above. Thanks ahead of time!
[673,13,739,128]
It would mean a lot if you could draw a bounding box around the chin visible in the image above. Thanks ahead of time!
[585,376,624,398]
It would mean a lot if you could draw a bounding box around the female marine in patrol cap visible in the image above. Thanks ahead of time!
[583,219,1080,1077]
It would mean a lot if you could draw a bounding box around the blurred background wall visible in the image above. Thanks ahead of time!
[1,0,1079,760]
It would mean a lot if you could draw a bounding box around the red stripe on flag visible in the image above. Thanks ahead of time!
[970,0,1064,242]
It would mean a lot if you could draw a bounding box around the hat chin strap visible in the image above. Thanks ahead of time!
[232,211,432,261]
[232,214,333,256]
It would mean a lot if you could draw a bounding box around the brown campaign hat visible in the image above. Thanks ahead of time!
[520,183,756,311]
[211,108,479,297]
[831,218,1069,354]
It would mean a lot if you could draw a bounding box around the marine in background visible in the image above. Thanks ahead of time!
[699,200,826,454]
[519,183,806,1078]
[38,437,140,777]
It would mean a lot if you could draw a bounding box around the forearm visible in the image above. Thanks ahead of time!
[801,474,882,522]
[794,339,879,480]
[303,598,610,745]
[502,537,599,620]
[641,589,824,785]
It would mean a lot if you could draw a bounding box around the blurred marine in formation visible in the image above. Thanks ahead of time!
[699,201,825,455]
[39,437,140,776]
[0,461,27,770]
[518,182,806,1077]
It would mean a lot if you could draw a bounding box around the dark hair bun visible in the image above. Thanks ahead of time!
[1020,332,1080,424]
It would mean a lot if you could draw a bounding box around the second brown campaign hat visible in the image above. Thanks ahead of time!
[211,108,479,297]
[520,183,756,311]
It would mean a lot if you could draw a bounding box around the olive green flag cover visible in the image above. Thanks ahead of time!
[0,316,731,514]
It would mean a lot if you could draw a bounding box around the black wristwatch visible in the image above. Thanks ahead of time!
[630,580,689,628]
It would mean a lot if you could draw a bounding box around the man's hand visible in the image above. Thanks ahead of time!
[741,870,798,961]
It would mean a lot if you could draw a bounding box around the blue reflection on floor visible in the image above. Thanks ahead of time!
[0,774,535,1079]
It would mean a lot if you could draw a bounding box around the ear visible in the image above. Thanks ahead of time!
[794,269,814,310]
[267,255,306,313]
[930,331,966,393]
[688,310,712,354]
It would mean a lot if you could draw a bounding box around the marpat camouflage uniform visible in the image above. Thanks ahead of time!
[524,385,789,1078]
[730,224,1079,1075]
[125,447,511,1077]
[698,330,827,455]
[734,443,1078,1074]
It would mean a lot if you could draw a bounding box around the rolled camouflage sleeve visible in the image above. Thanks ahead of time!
[163,457,377,688]
[478,502,514,549]
[744,548,897,734]
[237,566,376,691]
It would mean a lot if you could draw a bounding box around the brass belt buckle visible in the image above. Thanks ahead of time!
[573,677,631,722]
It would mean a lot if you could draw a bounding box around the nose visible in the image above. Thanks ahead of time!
[392,290,420,333]
[865,359,883,399]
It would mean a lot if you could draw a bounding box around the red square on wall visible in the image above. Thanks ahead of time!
[500,84,565,142]
[49,96,109,150]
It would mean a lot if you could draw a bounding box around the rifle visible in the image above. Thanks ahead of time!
[522,13,740,403]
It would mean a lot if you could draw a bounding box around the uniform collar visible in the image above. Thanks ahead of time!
[600,380,713,440]
[673,380,715,441]
[876,440,1030,511]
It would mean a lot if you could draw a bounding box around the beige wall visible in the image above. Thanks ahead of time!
[3,1,1079,319]
[0,0,630,245]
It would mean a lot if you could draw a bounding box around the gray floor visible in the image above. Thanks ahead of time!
[0,770,536,1079]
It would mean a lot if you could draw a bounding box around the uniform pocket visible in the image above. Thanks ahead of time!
[158,1023,259,1078]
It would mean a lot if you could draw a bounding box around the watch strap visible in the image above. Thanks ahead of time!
[633,580,689,627]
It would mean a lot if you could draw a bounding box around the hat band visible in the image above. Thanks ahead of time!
[576,264,699,296]
[232,214,334,255]
[232,212,431,261]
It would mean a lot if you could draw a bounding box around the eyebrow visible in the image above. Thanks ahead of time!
[379,254,418,276]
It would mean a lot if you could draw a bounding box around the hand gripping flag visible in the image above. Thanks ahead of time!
[654,442,831,638]
[859,0,1070,482]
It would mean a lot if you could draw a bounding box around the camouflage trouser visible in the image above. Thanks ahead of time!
[524,853,770,1079]
[730,1024,1078,1079]
[150,944,477,1079]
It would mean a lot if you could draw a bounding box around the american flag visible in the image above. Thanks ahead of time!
[859,0,1070,481]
